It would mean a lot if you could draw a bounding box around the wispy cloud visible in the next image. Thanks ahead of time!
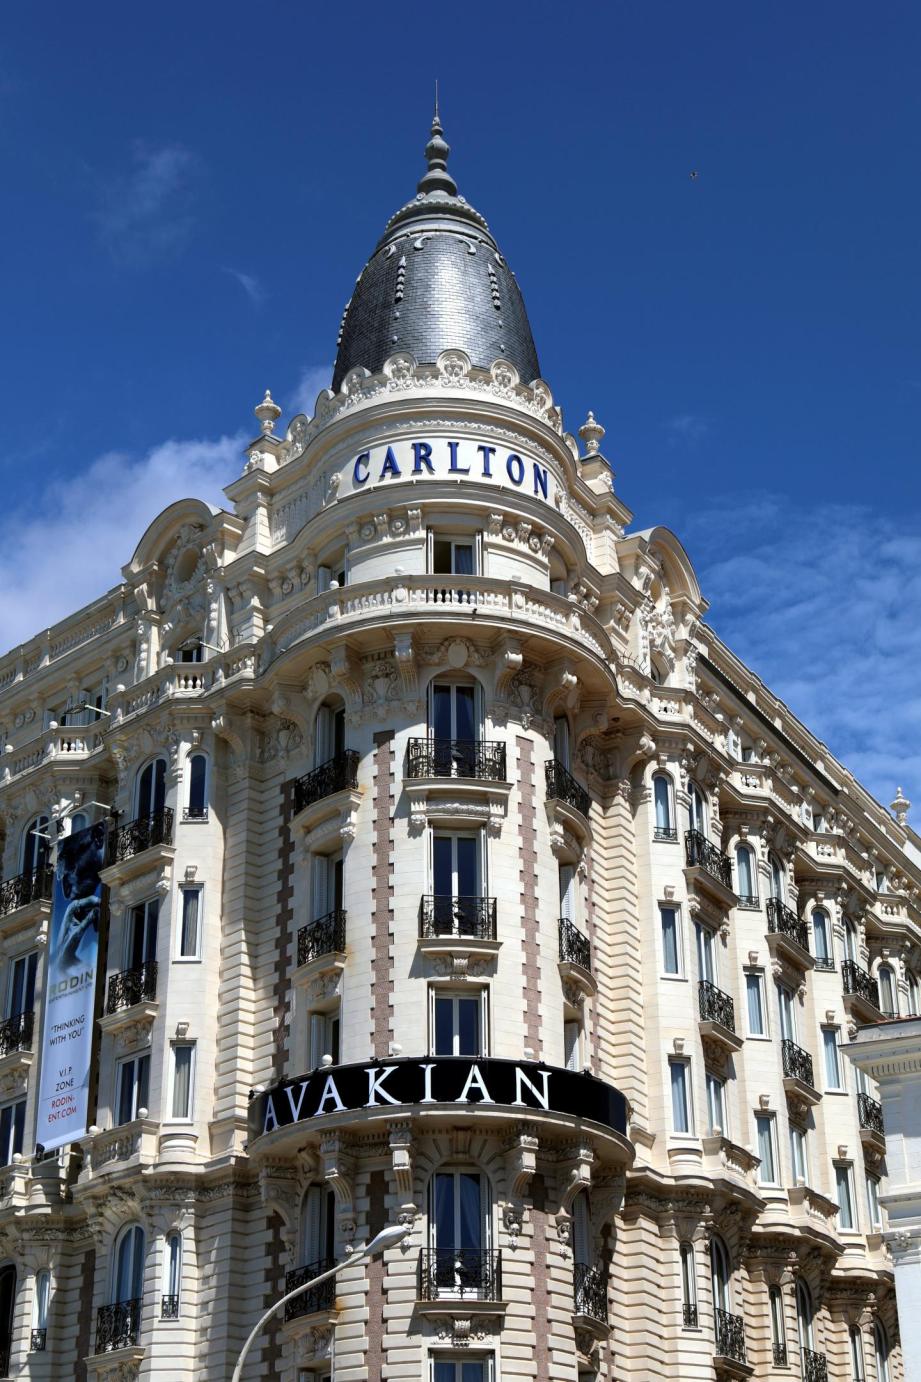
[680,491,921,816]
[666,413,710,448]
[0,433,243,654]
[224,267,265,308]
[290,363,333,417]
[95,142,200,265]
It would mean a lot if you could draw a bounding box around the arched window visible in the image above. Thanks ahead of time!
[769,852,786,902]
[32,1267,51,1349]
[849,1324,866,1381]
[161,1232,181,1318]
[653,775,674,838]
[429,1170,490,1296]
[300,1185,336,1269]
[877,964,897,1018]
[136,758,166,820]
[844,920,859,964]
[907,970,920,1017]
[553,715,571,770]
[186,754,207,820]
[314,700,345,767]
[21,816,50,875]
[680,1242,698,1326]
[688,783,707,834]
[735,846,757,905]
[112,1225,145,1306]
[710,1235,732,1315]
[874,1321,891,1382]
[795,1280,814,1356]
[769,1285,787,1366]
[650,653,669,686]
[812,909,832,967]
[0,1266,15,1368]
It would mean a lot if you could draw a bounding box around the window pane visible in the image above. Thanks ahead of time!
[456,998,480,1057]
[736,848,753,896]
[813,910,829,959]
[117,1063,134,1126]
[180,889,200,957]
[836,1166,854,1229]
[138,1054,150,1112]
[654,777,671,829]
[661,908,679,974]
[746,974,765,1034]
[756,1116,775,1182]
[432,685,452,739]
[172,1046,193,1119]
[433,836,453,894]
[823,1029,841,1087]
[434,997,454,1056]
[458,1174,482,1250]
[453,544,474,576]
[455,687,476,741]
[670,1061,689,1133]
[455,837,478,895]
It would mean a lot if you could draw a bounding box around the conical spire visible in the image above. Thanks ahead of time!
[417,87,458,197]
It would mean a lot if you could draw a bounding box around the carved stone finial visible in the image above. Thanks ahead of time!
[254,389,282,436]
[891,785,910,827]
[417,97,457,197]
[579,410,605,456]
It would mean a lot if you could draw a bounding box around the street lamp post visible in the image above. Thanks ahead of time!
[230,1221,410,1382]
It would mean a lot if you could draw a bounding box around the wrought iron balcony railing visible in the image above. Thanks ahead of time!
[406,737,506,782]
[106,961,158,1015]
[573,1261,608,1323]
[773,1343,788,1366]
[802,1347,829,1382]
[683,1303,699,1327]
[30,1327,47,1351]
[653,825,678,841]
[736,892,760,909]
[766,897,810,952]
[160,1294,179,1319]
[685,830,733,890]
[559,918,592,973]
[297,909,347,967]
[417,1248,502,1302]
[782,1037,815,1089]
[842,959,881,1011]
[0,1008,34,1056]
[107,809,174,865]
[284,1258,336,1321]
[714,1306,746,1363]
[95,1298,141,1353]
[858,1092,884,1136]
[181,806,208,821]
[545,759,590,817]
[419,895,497,940]
[0,864,53,917]
[293,750,360,815]
[813,955,837,971]
[698,980,736,1033]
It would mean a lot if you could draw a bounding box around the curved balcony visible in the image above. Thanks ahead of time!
[684,831,735,913]
[559,917,595,998]
[573,1260,608,1326]
[293,750,359,815]
[782,1037,820,1109]
[418,1248,502,1303]
[407,737,506,782]
[0,1009,33,1057]
[698,981,743,1055]
[545,760,590,818]
[802,1347,828,1382]
[106,961,158,1016]
[0,865,53,919]
[841,959,881,1022]
[766,897,814,972]
[107,809,174,865]
[297,909,347,968]
[419,895,496,941]
[858,1091,885,1153]
[95,1298,141,1353]
[714,1306,750,1376]
[284,1257,336,1321]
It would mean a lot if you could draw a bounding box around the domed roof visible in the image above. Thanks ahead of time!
[332,108,541,392]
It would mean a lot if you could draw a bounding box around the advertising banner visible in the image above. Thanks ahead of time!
[36,821,107,1151]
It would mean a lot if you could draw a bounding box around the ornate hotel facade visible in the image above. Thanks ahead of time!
[0,115,916,1382]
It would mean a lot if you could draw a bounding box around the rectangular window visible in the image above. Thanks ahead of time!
[312,851,343,920]
[777,985,796,1041]
[432,537,476,576]
[865,1173,882,1230]
[125,898,159,970]
[705,1072,726,1136]
[694,923,717,984]
[170,1044,195,1120]
[746,972,767,1035]
[0,1100,25,1165]
[308,1008,341,1069]
[178,887,201,959]
[823,1028,842,1089]
[669,1058,691,1134]
[835,1163,856,1230]
[564,1019,583,1073]
[432,1356,491,1382]
[7,951,38,1017]
[559,863,576,922]
[789,1124,808,1185]
[755,1114,778,1185]
[115,1053,150,1126]
[431,989,486,1057]
[661,906,681,976]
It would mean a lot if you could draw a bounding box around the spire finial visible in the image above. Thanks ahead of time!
[417,90,457,197]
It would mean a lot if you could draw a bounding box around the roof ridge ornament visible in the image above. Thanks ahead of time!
[417,89,458,197]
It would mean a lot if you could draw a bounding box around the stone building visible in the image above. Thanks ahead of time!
[0,111,915,1382]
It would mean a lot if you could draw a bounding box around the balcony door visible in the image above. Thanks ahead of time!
[113,1226,145,1305]
[553,716,571,770]
[22,817,50,876]
[769,852,786,902]
[312,853,343,922]
[433,833,481,907]
[300,1184,336,1267]
[136,758,166,820]
[695,923,718,985]
[710,1236,732,1313]
[125,899,158,972]
[431,1170,488,1293]
[0,1267,14,1371]
[8,952,37,1019]
[432,683,478,745]
[795,1280,814,1356]
[688,784,707,834]
[778,984,797,1042]
[315,703,345,766]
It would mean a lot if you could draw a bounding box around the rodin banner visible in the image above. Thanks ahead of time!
[36,822,107,1151]
[250,1057,628,1140]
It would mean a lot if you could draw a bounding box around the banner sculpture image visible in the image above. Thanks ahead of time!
[35,821,107,1151]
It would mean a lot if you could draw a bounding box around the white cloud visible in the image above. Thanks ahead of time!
[666,413,710,447]
[0,433,243,655]
[290,363,333,417]
[680,492,921,818]
[95,142,200,264]
[223,267,265,308]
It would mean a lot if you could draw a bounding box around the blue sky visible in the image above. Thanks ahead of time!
[1,3,919,817]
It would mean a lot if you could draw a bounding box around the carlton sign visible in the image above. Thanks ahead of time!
[339,436,558,505]
[250,1057,628,1139]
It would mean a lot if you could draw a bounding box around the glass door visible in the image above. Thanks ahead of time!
[432,1171,487,1296]
[8,952,37,1018]
[695,923,717,984]
[114,1227,145,1304]
[137,759,166,819]
[126,900,158,971]
[778,985,796,1042]
[553,715,571,769]
[432,834,481,935]
[431,683,478,774]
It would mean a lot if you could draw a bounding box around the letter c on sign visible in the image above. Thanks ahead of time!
[353,451,370,485]
[506,453,524,486]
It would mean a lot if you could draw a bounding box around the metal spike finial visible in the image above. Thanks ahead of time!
[417,88,457,197]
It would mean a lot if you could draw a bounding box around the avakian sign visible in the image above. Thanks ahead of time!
[250,1057,628,1140]
[36,821,107,1152]
[339,437,558,505]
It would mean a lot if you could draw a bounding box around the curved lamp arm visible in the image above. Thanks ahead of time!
[231,1222,409,1382]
